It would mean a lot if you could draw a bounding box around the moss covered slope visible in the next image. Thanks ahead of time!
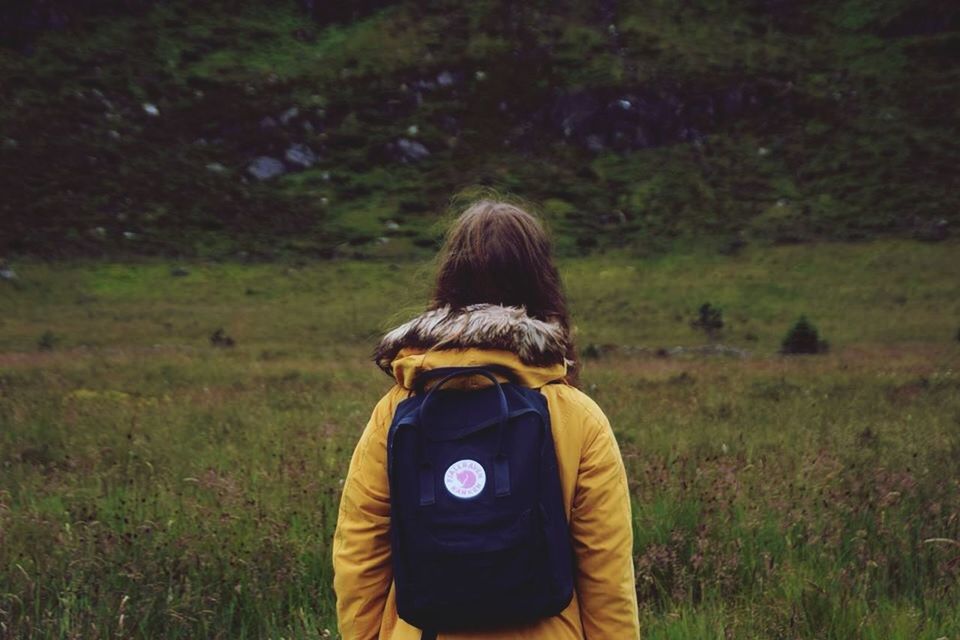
[1,0,957,257]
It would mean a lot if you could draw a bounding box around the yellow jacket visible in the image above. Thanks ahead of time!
[333,344,640,640]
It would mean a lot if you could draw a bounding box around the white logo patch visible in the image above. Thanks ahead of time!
[443,459,486,499]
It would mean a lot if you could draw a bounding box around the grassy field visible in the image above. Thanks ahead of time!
[1,239,959,638]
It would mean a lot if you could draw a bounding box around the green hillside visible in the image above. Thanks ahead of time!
[1,0,958,258]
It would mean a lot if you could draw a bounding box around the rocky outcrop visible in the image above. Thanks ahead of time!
[247,157,286,180]
[513,83,773,153]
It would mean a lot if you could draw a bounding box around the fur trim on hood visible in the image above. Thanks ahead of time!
[374,304,569,374]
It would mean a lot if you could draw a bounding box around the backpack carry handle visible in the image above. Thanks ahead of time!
[412,364,516,393]
[417,367,509,430]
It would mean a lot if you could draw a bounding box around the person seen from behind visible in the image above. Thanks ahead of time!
[333,199,640,639]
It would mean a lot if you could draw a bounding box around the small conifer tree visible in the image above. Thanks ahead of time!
[781,316,828,354]
[692,303,724,341]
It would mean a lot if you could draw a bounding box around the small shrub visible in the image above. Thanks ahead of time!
[37,330,58,351]
[691,303,724,340]
[781,316,829,354]
[719,235,746,256]
[210,328,235,348]
[576,235,598,254]
[857,426,879,448]
[582,344,618,359]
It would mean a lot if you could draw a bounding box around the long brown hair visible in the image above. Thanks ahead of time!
[430,199,579,385]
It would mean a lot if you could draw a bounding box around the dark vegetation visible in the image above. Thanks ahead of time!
[692,302,724,340]
[1,0,958,258]
[780,315,829,354]
[35,329,58,351]
[209,327,236,348]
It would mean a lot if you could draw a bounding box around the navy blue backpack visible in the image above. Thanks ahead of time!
[387,367,575,636]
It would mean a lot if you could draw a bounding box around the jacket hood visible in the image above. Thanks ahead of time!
[374,304,570,390]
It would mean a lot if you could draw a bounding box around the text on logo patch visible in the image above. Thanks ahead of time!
[444,459,486,499]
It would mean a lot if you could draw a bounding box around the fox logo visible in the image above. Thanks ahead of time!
[456,469,477,489]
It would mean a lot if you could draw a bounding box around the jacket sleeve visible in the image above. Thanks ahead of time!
[332,387,402,640]
[569,402,641,639]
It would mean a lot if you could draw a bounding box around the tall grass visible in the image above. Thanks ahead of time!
[1,240,959,637]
